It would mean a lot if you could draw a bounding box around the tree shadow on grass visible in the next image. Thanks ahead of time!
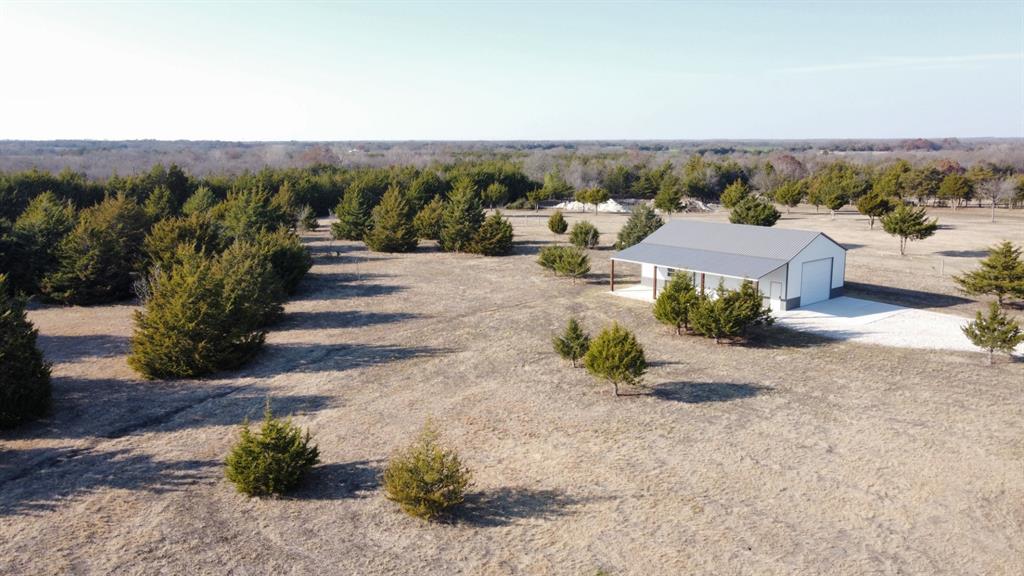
[935,249,989,258]
[651,382,770,403]
[254,343,453,375]
[511,240,556,256]
[0,446,217,516]
[293,460,383,501]
[843,281,973,309]
[36,333,130,363]
[277,310,424,331]
[740,325,845,349]
[456,487,591,527]
[293,272,406,301]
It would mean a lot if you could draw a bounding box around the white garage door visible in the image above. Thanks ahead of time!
[800,258,833,307]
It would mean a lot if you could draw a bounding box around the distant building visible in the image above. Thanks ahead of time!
[610,220,846,311]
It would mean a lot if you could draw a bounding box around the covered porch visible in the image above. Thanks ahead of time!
[608,257,786,311]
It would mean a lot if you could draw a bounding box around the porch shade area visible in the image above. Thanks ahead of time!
[611,242,786,280]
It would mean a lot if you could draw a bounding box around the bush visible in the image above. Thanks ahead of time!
[689,281,773,343]
[127,245,280,379]
[729,196,780,227]
[143,213,226,271]
[11,192,76,293]
[537,245,590,282]
[720,180,751,208]
[616,204,663,249]
[0,275,52,428]
[297,205,319,232]
[413,195,445,240]
[252,229,312,295]
[364,185,418,253]
[440,180,484,252]
[382,421,472,521]
[653,273,700,334]
[553,317,590,367]
[548,210,568,234]
[583,323,646,396]
[471,211,514,256]
[42,193,149,305]
[225,402,320,497]
[569,220,600,248]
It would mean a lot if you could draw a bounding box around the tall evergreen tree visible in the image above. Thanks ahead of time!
[181,185,219,216]
[856,190,896,229]
[729,196,780,226]
[881,204,938,255]
[654,174,685,215]
[954,241,1024,305]
[12,192,76,293]
[0,275,51,428]
[440,180,484,252]
[720,180,751,209]
[616,203,664,249]
[331,186,372,241]
[221,186,288,241]
[364,185,418,253]
[962,302,1024,364]
[144,185,176,221]
[413,195,445,240]
[773,180,806,213]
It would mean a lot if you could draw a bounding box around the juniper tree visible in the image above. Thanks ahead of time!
[583,323,647,396]
[42,193,149,305]
[938,173,972,208]
[482,182,509,208]
[225,401,320,497]
[569,220,600,248]
[615,203,663,249]
[654,174,685,215]
[11,191,76,293]
[855,190,896,229]
[773,180,806,213]
[413,195,445,240]
[719,180,751,209]
[881,204,938,255]
[553,246,590,283]
[689,281,772,343]
[251,228,313,295]
[144,185,176,221]
[182,185,219,216]
[962,302,1024,364]
[382,421,472,521]
[331,186,371,241]
[297,205,319,231]
[440,180,484,252]
[471,211,514,256]
[365,185,418,253]
[653,273,700,335]
[954,241,1024,305]
[552,317,591,367]
[0,275,51,428]
[548,210,568,234]
[221,186,289,242]
[143,213,226,271]
[729,196,780,227]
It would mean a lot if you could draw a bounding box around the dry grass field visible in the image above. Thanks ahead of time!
[2,206,1022,575]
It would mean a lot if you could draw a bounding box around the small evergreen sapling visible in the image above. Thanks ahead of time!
[653,273,700,335]
[583,323,647,396]
[472,211,514,256]
[0,275,52,428]
[855,190,895,229]
[615,204,663,249]
[382,421,472,521]
[548,210,568,234]
[440,180,484,252]
[225,401,320,497]
[332,186,371,241]
[297,205,319,231]
[881,204,938,255]
[553,317,591,367]
[364,185,418,253]
[729,196,780,227]
[569,220,600,249]
[962,302,1024,364]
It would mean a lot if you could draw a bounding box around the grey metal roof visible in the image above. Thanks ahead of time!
[611,220,840,279]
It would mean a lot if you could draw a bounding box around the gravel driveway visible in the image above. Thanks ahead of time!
[776,296,1023,355]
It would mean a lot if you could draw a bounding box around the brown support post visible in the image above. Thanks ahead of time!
[700,272,705,294]
[610,260,615,291]
[653,266,658,300]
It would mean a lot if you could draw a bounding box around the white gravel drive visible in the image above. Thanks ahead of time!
[776,296,1023,355]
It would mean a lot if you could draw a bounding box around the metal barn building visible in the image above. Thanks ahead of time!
[610,220,847,311]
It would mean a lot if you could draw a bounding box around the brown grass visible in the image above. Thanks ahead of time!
[1,206,1021,575]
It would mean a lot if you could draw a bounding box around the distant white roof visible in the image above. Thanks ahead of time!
[612,220,844,280]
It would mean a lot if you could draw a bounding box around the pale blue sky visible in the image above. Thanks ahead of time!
[0,1,1020,140]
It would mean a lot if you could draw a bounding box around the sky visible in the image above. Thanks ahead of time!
[0,1,1021,140]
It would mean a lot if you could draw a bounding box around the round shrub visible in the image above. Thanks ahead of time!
[729,196,780,227]
[569,220,600,249]
[225,403,320,497]
[0,275,52,428]
[548,210,568,234]
[383,421,472,521]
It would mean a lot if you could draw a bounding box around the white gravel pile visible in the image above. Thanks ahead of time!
[553,199,630,213]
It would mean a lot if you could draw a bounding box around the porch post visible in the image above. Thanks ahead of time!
[700,272,705,294]
[610,260,615,292]
[652,266,658,300]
